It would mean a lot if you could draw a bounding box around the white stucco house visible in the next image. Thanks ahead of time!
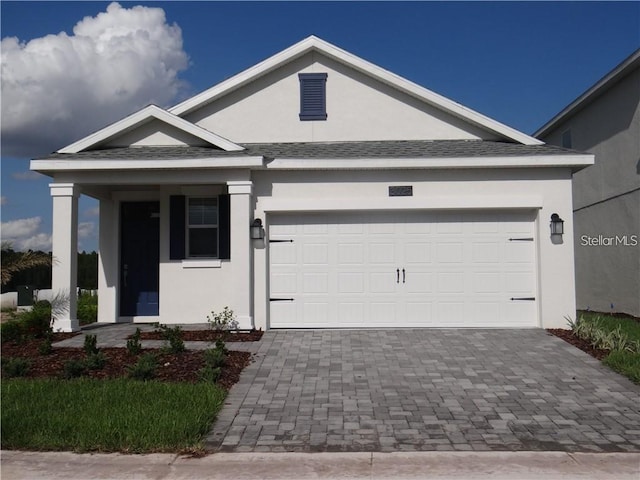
[31,36,593,332]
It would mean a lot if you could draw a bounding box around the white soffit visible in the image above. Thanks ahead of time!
[170,36,543,146]
[58,104,244,154]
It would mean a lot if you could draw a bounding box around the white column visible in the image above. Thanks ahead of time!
[50,183,79,332]
[227,180,253,329]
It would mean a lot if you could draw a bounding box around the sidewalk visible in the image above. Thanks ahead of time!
[2,450,639,480]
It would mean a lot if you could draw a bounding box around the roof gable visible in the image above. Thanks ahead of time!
[58,105,244,153]
[170,36,542,146]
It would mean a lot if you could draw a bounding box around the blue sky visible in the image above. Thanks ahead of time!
[1,1,639,252]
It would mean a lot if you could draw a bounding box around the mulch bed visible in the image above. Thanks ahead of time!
[547,329,610,360]
[136,329,263,342]
[1,336,251,390]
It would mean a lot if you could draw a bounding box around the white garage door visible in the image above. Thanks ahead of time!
[269,211,537,328]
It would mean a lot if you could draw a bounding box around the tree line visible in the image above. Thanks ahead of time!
[1,249,98,293]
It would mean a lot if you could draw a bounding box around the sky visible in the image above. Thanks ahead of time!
[1,1,639,253]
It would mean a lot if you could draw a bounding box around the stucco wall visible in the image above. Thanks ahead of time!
[184,52,501,143]
[251,167,576,330]
[540,67,640,316]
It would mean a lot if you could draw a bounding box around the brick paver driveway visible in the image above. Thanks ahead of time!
[206,329,640,453]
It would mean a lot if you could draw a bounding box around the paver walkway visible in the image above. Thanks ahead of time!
[206,329,640,453]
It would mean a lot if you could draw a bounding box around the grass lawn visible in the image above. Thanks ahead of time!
[573,312,640,384]
[1,378,226,453]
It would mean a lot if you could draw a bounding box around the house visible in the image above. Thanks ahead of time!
[31,36,593,332]
[535,49,640,318]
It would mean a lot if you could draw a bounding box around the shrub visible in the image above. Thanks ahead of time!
[19,301,52,338]
[157,325,185,354]
[204,347,226,369]
[83,334,99,355]
[127,353,157,381]
[206,307,238,331]
[85,352,107,370]
[1,320,25,344]
[2,357,30,378]
[38,331,53,355]
[215,338,228,355]
[77,293,98,325]
[62,359,87,379]
[198,365,221,383]
[126,328,143,355]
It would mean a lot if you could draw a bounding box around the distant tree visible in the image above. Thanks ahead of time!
[1,242,52,287]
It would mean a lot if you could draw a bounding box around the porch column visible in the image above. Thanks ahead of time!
[50,183,79,332]
[227,180,253,329]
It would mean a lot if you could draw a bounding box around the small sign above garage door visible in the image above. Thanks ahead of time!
[269,211,538,328]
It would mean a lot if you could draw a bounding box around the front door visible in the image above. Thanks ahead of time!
[120,202,160,316]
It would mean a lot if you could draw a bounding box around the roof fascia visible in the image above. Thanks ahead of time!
[535,49,640,138]
[31,156,263,172]
[170,35,542,146]
[265,153,594,171]
[58,105,244,153]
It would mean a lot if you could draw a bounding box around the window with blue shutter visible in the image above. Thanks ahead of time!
[169,194,231,260]
[299,73,327,121]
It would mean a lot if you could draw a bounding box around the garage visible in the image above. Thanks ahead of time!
[269,210,538,328]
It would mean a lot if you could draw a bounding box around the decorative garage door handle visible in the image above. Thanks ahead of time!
[396,268,400,284]
[510,297,535,301]
[402,268,406,283]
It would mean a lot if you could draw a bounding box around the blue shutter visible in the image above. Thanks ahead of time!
[218,194,231,260]
[169,195,185,260]
[299,73,327,120]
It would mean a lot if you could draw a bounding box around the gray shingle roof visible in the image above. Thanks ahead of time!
[40,140,579,161]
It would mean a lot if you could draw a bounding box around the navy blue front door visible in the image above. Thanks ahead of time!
[120,202,160,316]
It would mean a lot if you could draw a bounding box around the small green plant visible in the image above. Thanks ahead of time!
[127,353,157,381]
[83,334,99,355]
[204,347,226,369]
[77,293,98,325]
[206,307,238,331]
[198,365,221,383]
[126,328,143,355]
[20,301,52,338]
[2,357,31,378]
[85,352,107,370]
[157,325,185,353]
[1,320,25,344]
[214,338,228,355]
[38,331,53,355]
[62,359,88,379]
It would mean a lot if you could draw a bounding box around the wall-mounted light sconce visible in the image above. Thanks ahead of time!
[550,213,564,236]
[250,218,265,240]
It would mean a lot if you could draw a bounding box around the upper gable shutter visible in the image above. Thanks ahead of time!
[218,194,231,260]
[169,195,186,260]
[299,73,327,121]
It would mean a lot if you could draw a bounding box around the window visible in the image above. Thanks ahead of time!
[561,130,572,149]
[299,73,327,120]
[187,197,218,257]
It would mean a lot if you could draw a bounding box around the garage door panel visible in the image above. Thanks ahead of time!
[338,273,365,293]
[269,211,537,328]
[338,243,364,264]
[271,272,297,295]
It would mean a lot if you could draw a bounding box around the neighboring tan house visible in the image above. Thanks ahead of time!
[31,36,593,332]
[536,49,640,318]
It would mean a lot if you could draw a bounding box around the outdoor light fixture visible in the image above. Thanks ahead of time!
[250,218,265,239]
[550,213,564,236]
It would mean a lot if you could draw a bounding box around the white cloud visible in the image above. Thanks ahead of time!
[1,2,189,157]
[1,217,41,239]
[1,217,97,251]
[78,222,96,239]
[20,233,53,252]
[84,206,100,217]
[1,217,52,251]
[11,171,42,180]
